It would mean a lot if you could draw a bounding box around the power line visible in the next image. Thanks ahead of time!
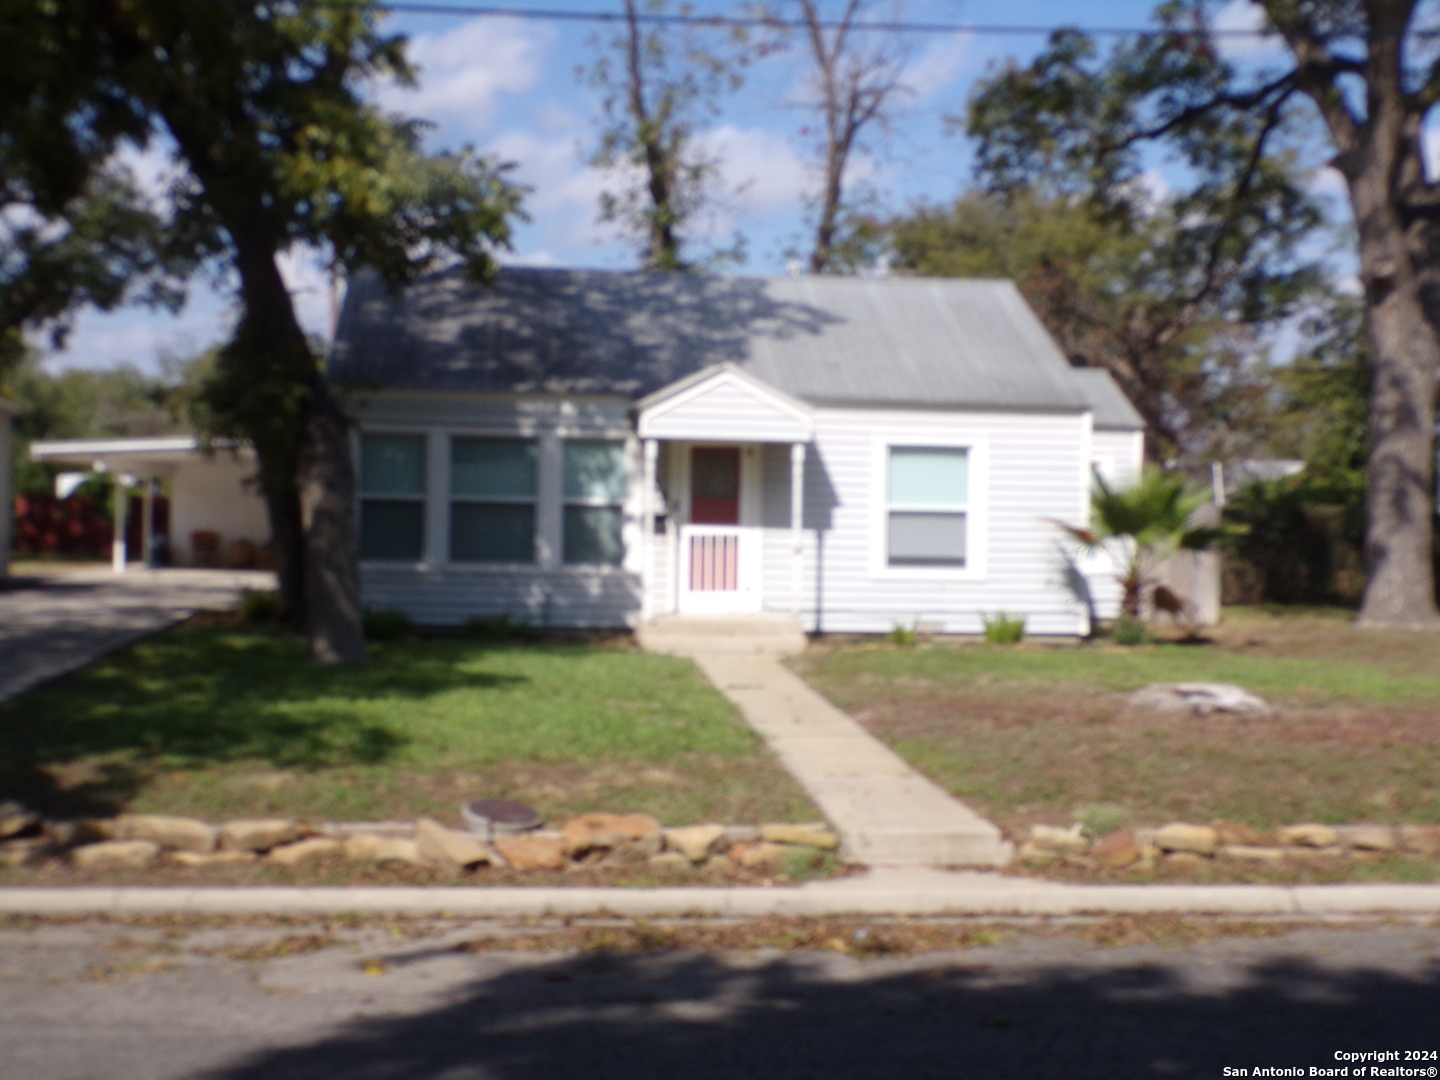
[364,2,1279,38]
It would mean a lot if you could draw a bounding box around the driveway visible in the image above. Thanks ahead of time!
[0,567,274,703]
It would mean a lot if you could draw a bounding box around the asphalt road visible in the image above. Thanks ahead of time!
[2,917,1438,1079]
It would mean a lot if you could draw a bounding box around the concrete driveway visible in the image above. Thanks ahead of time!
[0,567,274,703]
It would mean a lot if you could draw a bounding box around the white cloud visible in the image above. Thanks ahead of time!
[381,17,545,141]
[1212,0,1285,62]
[702,125,810,216]
[901,34,973,101]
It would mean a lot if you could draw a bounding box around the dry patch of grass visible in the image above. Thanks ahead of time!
[795,608,1440,837]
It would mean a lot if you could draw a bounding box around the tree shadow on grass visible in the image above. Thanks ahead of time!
[0,625,528,817]
[202,942,1440,1080]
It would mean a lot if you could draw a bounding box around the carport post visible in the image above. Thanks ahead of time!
[111,478,128,573]
[640,439,657,622]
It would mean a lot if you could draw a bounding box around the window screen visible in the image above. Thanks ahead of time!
[359,434,425,560]
[563,441,626,566]
[887,447,968,567]
[449,438,536,564]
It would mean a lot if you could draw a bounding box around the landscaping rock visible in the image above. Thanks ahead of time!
[1284,846,1345,863]
[1335,825,1397,852]
[342,835,423,865]
[721,825,760,846]
[72,840,160,870]
[1129,683,1271,716]
[1212,820,1272,847]
[1219,845,1287,863]
[759,823,839,850]
[561,813,661,857]
[494,835,565,870]
[115,814,217,854]
[219,819,299,853]
[268,837,342,866]
[1277,823,1340,848]
[0,801,39,840]
[1091,829,1142,869]
[1015,842,1058,866]
[45,819,115,847]
[415,818,497,870]
[0,839,48,868]
[1155,823,1219,856]
[171,851,259,868]
[319,820,416,839]
[1162,851,1205,870]
[1399,825,1440,858]
[1029,824,1090,855]
[647,852,692,872]
[663,824,727,862]
[732,841,788,871]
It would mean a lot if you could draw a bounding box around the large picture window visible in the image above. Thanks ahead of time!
[563,440,626,566]
[887,446,968,567]
[450,438,537,563]
[359,434,426,560]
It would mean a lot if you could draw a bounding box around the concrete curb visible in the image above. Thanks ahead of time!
[4,873,1439,918]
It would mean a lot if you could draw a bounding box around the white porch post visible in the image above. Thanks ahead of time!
[140,478,155,569]
[640,438,658,621]
[790,442,806,616]
[111,477,128,573]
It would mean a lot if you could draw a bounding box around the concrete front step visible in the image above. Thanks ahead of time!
[636,614,807,657]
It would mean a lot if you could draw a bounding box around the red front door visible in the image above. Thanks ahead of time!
[691,447,740,524]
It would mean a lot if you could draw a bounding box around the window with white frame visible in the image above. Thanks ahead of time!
[563,440,626,566]
[359,434,426,561]
[886,446,968,567]
[450,437,537,563]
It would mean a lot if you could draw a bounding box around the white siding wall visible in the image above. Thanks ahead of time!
[760,408,1094,636]
[169,456,271,566]
[349,391,643,628]
[1091,429,1144,488]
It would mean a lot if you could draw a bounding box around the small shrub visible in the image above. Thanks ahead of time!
[238,589,282,624]
[1111,617,1151,646]
[782,847,840,882]
[982,611,1026,644]
[1076,803,1130,839]
[462,613,530,641]
[888,622,919,647]
[364,608,415,642]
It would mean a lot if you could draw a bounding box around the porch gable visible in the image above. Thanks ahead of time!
[636,364,813,444]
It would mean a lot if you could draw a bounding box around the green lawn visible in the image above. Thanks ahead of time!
[794,608,1440,835]
[0,621,817,827]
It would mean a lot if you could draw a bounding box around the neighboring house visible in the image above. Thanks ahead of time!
[334,267,1145,634]
[0,397,16,577]
[28,437,270,569]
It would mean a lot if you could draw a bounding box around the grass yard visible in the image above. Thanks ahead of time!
[794,607,1440,840]
[0,616,817,828]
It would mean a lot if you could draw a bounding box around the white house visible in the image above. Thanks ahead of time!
[335,267,1145,635]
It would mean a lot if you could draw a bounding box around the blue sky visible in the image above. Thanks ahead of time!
[48,0,1283,374]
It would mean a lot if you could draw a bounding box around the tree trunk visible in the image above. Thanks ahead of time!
[229,231,369,662]
[259,476,305,629]
[1349,176,1440,627]
[298,383,367,663]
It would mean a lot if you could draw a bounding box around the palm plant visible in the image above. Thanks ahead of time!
[1054,467,1232,621]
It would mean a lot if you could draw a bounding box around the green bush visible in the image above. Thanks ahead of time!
[462,613,530,641]
[363,608,415,642]
[1076,803,1130,839]
[981,611,1026,644]
[237,589,282,624]
[1111,617,1151,646]
[888,622,919,647]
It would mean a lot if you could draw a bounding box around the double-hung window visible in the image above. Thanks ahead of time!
[886,446,969,567]
[359,434,427,561]
[450,438,537,563]
[563,440,626,566]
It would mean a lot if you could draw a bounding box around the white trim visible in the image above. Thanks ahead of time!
[32,436,204,457]
[636,364,814,442]
[868,434,990,582]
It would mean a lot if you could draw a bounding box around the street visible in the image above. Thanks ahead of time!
[2,916,1437,1079]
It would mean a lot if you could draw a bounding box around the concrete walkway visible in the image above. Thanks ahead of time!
[3,870,1438,917]
[638,616,1012,868]
[0,567,274,702]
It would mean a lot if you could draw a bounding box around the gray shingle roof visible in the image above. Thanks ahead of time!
[1073,367,1146,431]
[330,266,1105,413]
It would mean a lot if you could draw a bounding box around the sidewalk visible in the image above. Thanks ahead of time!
[3,867,1438,917]
[637,615,1012,868]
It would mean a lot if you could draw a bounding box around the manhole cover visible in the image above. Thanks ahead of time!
[461,798,543,837]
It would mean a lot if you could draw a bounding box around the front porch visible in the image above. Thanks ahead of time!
[634,365,814,624]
